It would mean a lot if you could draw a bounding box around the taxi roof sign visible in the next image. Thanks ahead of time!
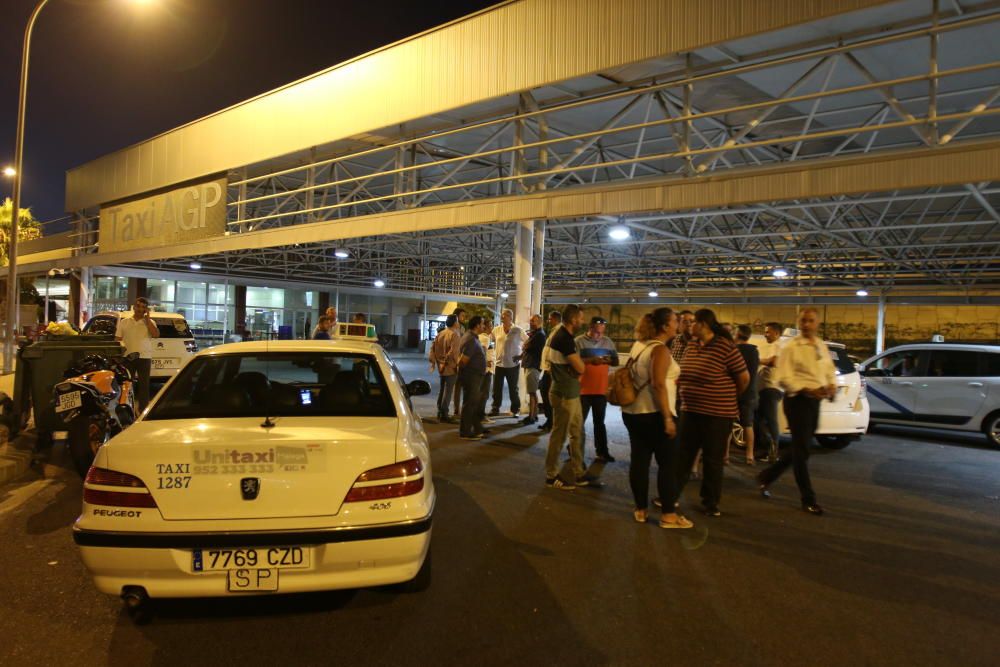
[335,322,377,340]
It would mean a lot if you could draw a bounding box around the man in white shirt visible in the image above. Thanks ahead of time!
[489,309,526,417]
[757,307,835,515]
[754,321,784,461]
[114,297,159,411]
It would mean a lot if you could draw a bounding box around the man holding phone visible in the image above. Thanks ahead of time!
[115,296,159,411]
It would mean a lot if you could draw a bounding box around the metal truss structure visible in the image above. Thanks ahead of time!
[79,0,1000,300]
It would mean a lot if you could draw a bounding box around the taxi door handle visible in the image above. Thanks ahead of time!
[968,381,984,388]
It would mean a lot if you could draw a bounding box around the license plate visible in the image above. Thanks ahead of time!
[227,569,278,592]
[152,358,177,369]
[55,391,82,413]
[192,546,309,572]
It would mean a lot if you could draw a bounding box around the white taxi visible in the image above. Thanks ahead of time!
[73,328,434,612]
[751,332,870,449]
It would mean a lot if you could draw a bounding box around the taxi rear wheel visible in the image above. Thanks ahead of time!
[397,548,432,593]
[815,435,852,449]
[983,411,1000,449]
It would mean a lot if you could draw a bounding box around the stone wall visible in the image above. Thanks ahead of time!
[565,304,1000,358]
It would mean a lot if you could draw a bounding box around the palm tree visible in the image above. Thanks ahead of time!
[0,197,42,265]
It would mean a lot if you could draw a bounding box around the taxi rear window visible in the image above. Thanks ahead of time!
[146,352,396,419]
[829,347,857,375]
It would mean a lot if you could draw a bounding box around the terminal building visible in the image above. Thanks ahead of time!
[7,0,1000,355]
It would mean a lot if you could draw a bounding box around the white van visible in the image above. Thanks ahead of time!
[750,331,870,449]
[83,310,198,382]
[860,343,1000,448]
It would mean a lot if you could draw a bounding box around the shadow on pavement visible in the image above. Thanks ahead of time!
[107,476,604,665]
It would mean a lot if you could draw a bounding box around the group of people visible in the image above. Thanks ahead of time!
[311,307,370,339]
[429,304,836,529]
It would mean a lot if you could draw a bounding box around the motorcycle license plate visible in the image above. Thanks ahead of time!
[55,391,82,413]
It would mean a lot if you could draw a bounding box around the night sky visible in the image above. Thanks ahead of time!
[1,0,497,223]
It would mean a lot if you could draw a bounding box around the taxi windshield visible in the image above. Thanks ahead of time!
[146,352,396,420]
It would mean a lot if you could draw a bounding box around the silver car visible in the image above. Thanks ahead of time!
[860,343,1000,448]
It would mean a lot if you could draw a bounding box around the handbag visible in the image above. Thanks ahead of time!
[608,341,662,407]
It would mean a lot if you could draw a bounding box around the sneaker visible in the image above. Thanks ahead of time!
[511,412,520,419]
[481,417,495,424]
[489,409,500,417]
[460,434,484,441]
[701,505,722,518]
[652,497,662,509]
[545,477,575,491]
[521,416,536,425]
[595,453,616,463]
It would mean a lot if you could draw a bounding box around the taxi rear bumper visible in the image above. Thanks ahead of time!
[75,516,431,597]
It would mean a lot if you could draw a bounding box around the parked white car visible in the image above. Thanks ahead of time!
[83,310,197,382]
[73,336,434,615]
[750,332,870,449]
[860,343,1000,448]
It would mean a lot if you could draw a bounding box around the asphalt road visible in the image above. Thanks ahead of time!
[0,357,998,666]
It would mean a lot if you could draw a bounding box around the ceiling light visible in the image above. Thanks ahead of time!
[373,279,385,288]
[772,268,789,278]
[608,225,631,241]
[856,289,869,297]
[334,249,349,259]
[189,262,202,270]
[648,290,658,298]
[500,292,509,299]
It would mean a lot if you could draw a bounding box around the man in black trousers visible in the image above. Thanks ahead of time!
[757,307,835,515]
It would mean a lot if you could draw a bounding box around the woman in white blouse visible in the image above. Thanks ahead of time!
[621,308,693,529]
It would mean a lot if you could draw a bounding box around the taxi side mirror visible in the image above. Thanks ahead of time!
[406,380,431,396]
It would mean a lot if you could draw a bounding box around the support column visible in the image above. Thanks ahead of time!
[127,278,146,304]
[514,221,533,327]
[78,267,91,327]
[876,296,886,354]
[234,285,247,340]
[531,221,545,316]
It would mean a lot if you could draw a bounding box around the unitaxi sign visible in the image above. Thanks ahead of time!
[98,176,227,253]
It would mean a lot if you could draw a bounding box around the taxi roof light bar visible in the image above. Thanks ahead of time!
[334,322,378,339]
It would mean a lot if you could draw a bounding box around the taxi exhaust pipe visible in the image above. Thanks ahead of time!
[121,586,151,623]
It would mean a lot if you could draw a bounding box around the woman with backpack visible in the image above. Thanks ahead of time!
[620,308,693,529]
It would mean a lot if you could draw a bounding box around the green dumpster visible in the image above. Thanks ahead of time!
[11,335,124,440]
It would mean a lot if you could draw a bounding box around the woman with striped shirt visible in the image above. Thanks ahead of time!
[675,308,750,517]
[622,308,693,529]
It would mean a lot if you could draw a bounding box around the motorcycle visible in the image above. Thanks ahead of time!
[53,352,139,477]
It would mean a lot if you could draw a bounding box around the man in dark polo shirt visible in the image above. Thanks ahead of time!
[457,315,488,441]
[544,304,587,490]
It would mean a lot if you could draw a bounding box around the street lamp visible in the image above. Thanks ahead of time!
[5,0,157,373]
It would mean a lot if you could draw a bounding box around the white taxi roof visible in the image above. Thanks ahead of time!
[195,338,382,357]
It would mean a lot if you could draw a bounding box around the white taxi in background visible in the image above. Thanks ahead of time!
[751,331,870,449]
[73,326,433,615]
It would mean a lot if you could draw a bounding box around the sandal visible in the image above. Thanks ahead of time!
[745,458,755,466]
[633,508,647,523]
[659,514,694,529]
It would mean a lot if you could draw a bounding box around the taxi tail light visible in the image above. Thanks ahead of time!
[83,467,158,508]
[858,375,868,400]
[344,458,424,502]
